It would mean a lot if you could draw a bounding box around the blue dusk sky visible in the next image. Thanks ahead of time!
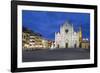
[22,10,90,40]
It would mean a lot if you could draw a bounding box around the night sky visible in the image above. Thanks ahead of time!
[22,10,90,40]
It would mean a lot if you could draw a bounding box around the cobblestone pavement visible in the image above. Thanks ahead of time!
[22,48,90,62]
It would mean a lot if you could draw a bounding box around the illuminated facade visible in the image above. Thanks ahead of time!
[22,31,30,49]
[22,21,89,50]
[22,27,49,50]
[29,35,49,49]
[81,38,90,49]
[55,21,82,48]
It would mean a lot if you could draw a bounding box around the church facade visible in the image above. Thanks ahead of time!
[55,21,82,48]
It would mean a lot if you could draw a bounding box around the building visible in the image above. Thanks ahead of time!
[29,33,50,49]
[22,28,30,49]
[42,39,49,48]
[22,27,49,50]
[55,21,82,48]
[22,21,90,50]
[81,38,90,49]
[29,33,43,49]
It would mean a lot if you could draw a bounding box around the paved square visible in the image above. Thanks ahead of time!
[22,48,90,62]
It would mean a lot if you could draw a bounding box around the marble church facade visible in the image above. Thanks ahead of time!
[55,22,82,48]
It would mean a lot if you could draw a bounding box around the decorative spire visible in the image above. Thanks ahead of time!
[79,24,82,43]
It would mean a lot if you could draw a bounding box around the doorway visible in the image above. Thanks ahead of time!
[57,44,59,48]
[65,43,68,48]
[74,44,77,48]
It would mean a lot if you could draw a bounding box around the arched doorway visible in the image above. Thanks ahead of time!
[57,44,59,48]
[65,40,69,48]
[79,43,81,48]
[65,43,68,48]
[74,44,77,48]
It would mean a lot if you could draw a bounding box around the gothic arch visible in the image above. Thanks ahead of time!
[65,39,69,48]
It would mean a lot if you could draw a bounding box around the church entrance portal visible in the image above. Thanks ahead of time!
[74,44,77,48]
[57,44,59,48]
[79,43,81,48]
[65,43,68,48]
